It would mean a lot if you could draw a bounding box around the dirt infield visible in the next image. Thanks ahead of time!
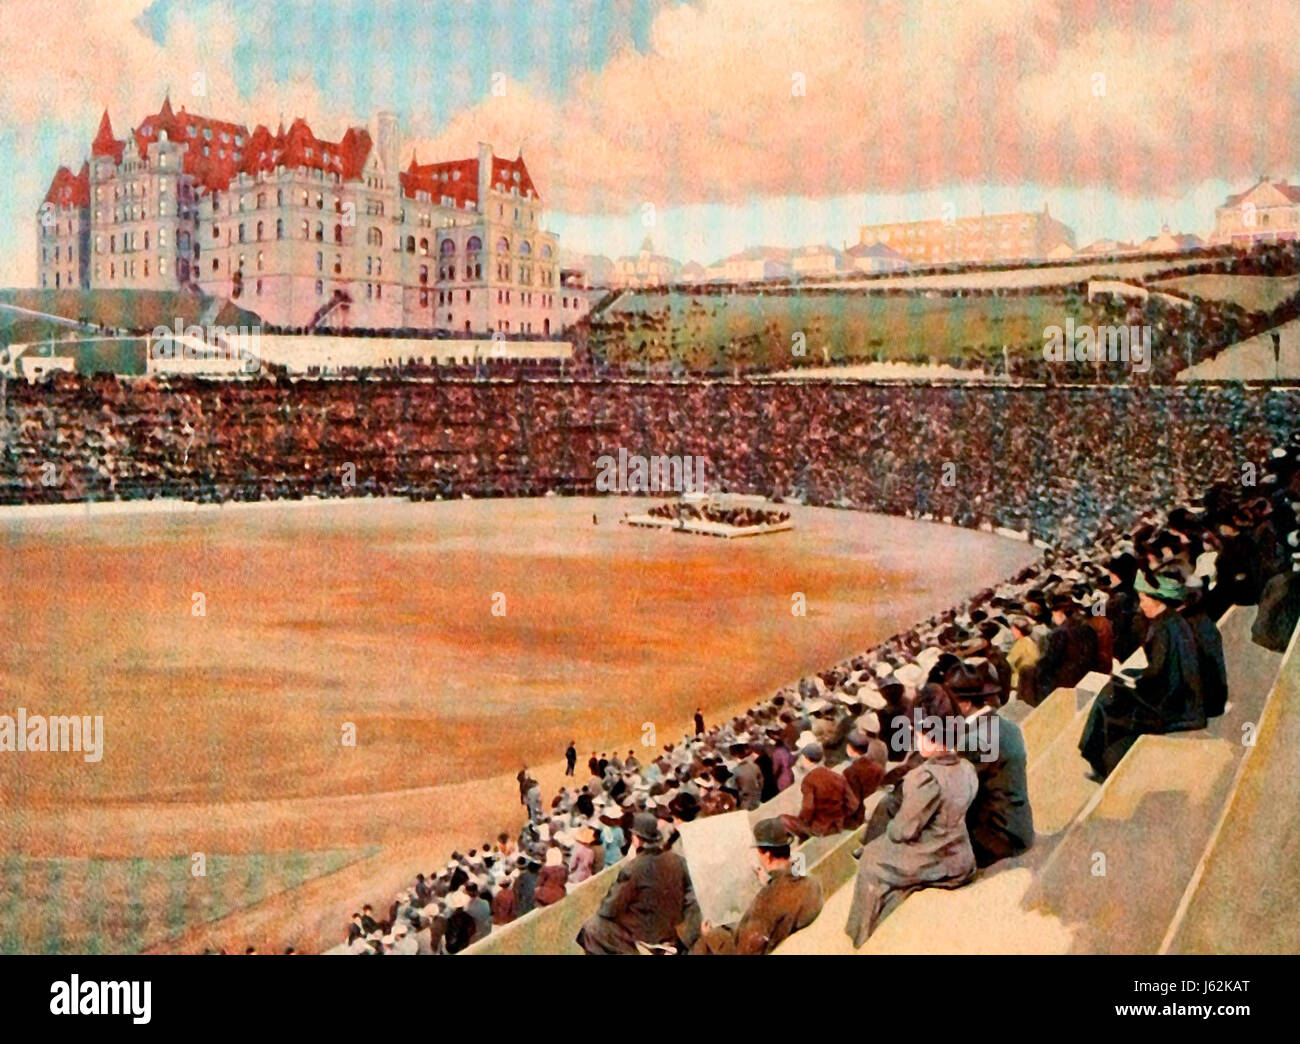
[0,496,1037,952]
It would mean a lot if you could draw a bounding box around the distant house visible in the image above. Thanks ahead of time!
[844,241,911,273]
[678,261,706,282]
[1212,178,1300,248]
[706,246,795,283]
[790,245,845,278]
[1139,225,1204,254]
[612,238,681,288]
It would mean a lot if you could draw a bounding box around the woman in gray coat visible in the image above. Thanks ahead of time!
[845,684,979,947]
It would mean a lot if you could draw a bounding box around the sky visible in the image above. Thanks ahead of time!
[2,0,1298,284]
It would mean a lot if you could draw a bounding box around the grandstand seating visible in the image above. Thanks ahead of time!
[441,603,1293,956]
[775,605,1289,955]
[1161,624,1300,955]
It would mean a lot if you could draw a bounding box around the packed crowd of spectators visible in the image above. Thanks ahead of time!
[2,374,1296,550]
[336,435,1299,954]
[3,368,1298,954]
[583,283,1260,381]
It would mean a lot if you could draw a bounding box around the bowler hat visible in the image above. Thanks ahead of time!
[942,659,1002,701]
[630,812,662,843]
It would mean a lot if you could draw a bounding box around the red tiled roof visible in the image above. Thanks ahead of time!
[89,97,372,193]
[91,109,122,162]
[43,162,90,207]
[400,152,539,207]
[241,118,372,182]
[133,97,249,192]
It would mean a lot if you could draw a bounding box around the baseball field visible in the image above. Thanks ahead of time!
[0,495,1037,953]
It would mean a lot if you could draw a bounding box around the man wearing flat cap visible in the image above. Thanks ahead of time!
[1078,570,1205,779]
[577,812,700,954]
[690,819,824,955]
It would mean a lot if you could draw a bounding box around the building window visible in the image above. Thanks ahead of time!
[276,218,284,239]
[367,227,382,247]
[316,279,323,295]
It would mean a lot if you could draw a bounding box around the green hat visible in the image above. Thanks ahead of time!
[1134,572,1185,603]
[752,817,793,849]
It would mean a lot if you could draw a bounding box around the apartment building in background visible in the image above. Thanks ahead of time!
[856,204,1076,266]
[36,97,579,335]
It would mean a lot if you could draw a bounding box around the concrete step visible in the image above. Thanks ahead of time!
[1162,619,1299,954]
[1020,606,1283,954]
[776,685,1091,955]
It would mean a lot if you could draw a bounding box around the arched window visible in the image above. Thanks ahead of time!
[367,227,382,247]
[315,221,323,242]
[301,219,310,239]
[276,218,284,239]
[541,244,552,259]
[496,236,509,253]
[519,240,532,255]
[406,235,415,254]
[466,235,482,252]
[419,238,429,255]
[440,239,456,256]
[334,224,342,244]
[256,220,264,240]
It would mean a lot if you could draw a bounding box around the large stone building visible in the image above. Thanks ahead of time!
[37,98,578,335]
[1211,178,1300,248]
[856,204,1075,266]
